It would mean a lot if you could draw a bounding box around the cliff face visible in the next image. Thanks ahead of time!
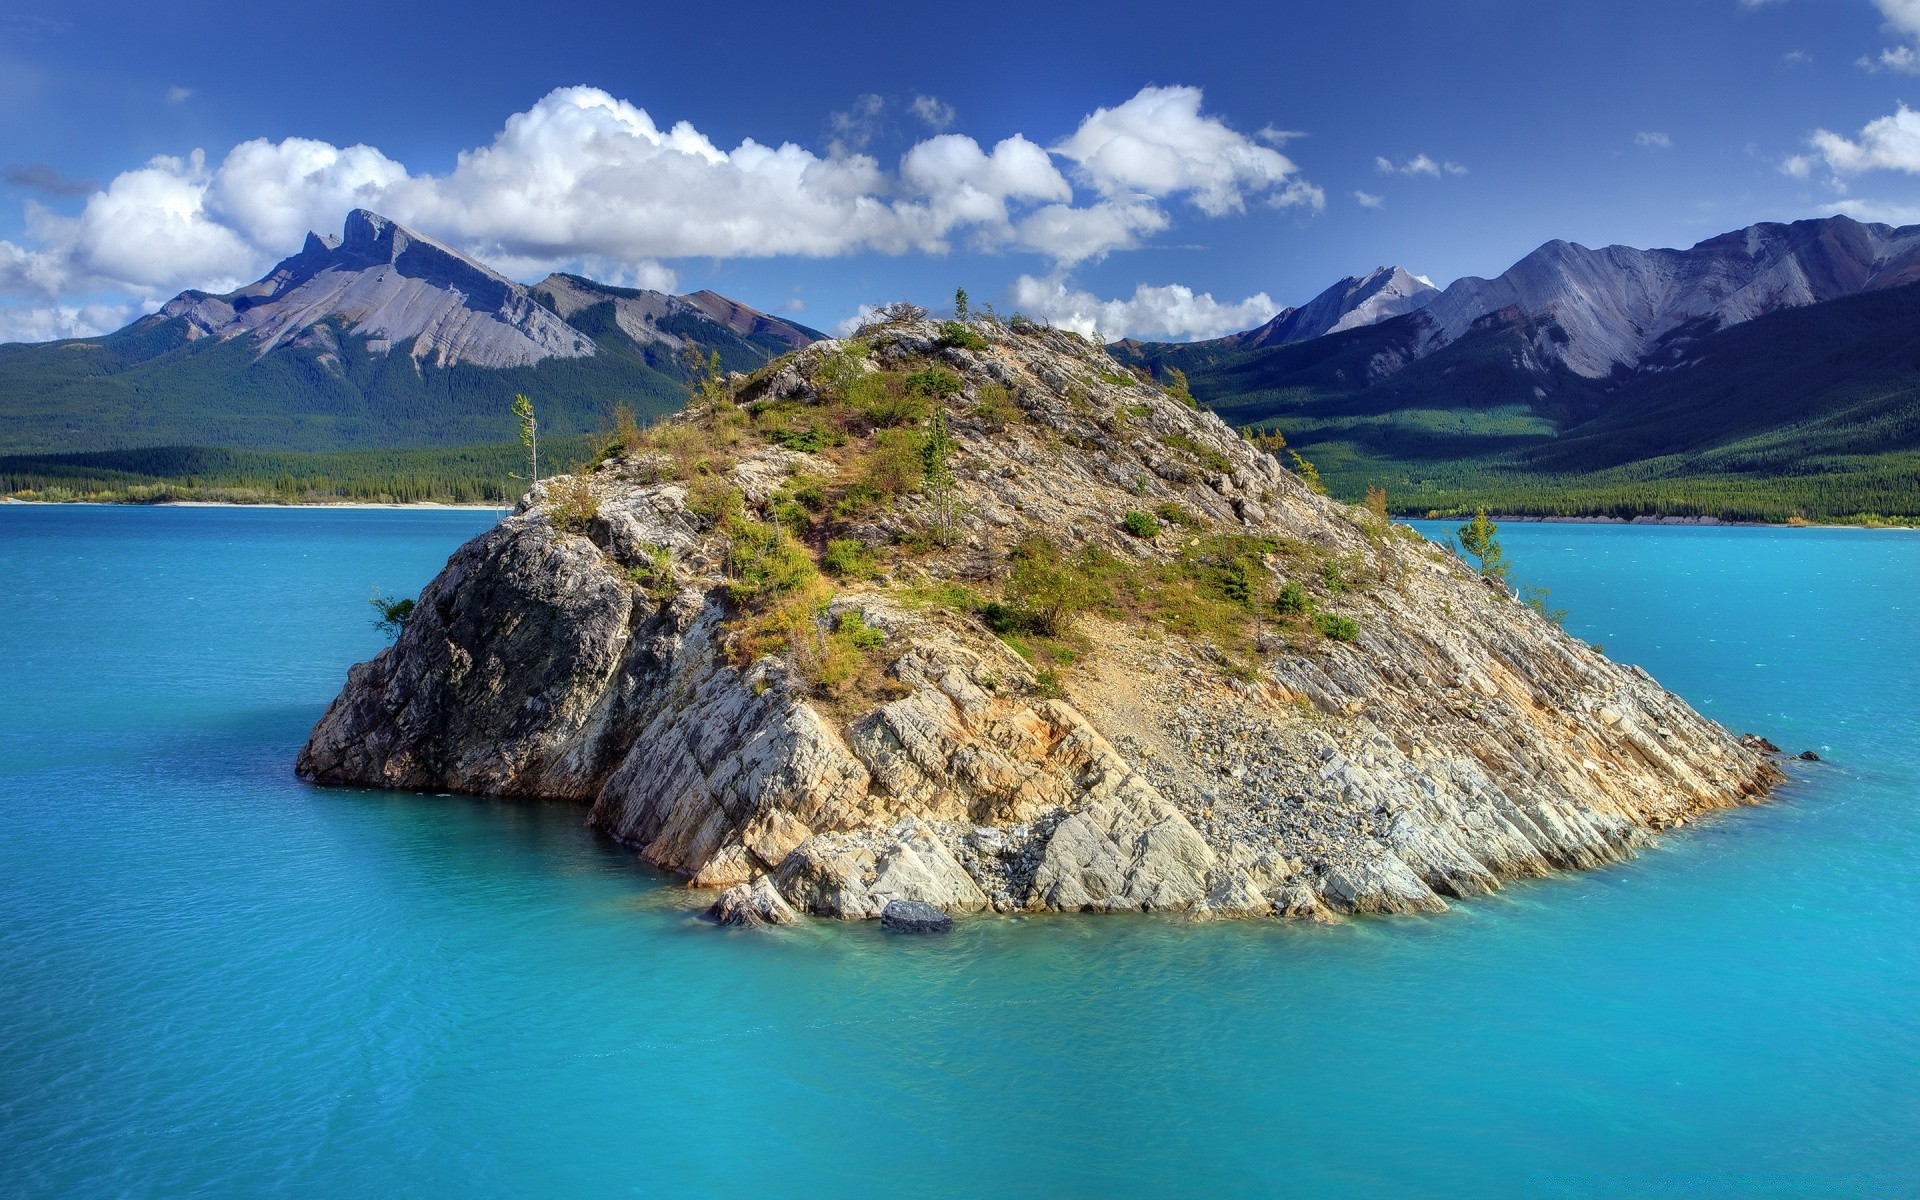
[297,314,1780,922]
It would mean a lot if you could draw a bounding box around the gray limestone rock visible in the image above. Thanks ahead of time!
[299,312,1781,931]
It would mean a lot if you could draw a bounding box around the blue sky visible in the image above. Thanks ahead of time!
[5,0,1920,342]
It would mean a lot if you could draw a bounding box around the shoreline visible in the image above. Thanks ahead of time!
[1405,512,1919,532]
[7,495,1913,528]
[2,497,507,511]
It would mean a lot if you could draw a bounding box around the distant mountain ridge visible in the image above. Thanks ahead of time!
[0,210,822,456]
[1229,265,1439,349]
[1114,215,1920,521]
[161,210,598,370]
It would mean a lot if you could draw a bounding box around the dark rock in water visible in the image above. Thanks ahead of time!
[1798,750,1821,761]
[880,899,953,934]
[1741,734,1782,754]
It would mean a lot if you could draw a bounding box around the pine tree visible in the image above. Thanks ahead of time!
[1456,507,1511,580]
[511,394,537,490]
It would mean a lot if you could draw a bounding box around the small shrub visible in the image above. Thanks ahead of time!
[1313,612,1360,642]
[822,537,878,579]
[1163,432,1233,475]
[1523,584,1568,627]
[369,592,414,637]
[789,478,828,512]
[832,481,885,520]
[835,610,887,649]
[860,428,927,497]
[1161,365,1197,409]
[971,383,1021,431]
[1365,485,1390,521]
[1320,559,1349,594]
[1250,426,1287,455]
[904,367,963,399]
[725,520,817,604]
[1032,668,1066,699]
[1154,501,1202,529]
[547,475,599,534]
[626,545,675,600]
[1275,581,1310,616]
[936,321,987,351]
[849,373,929,429]
[1287,450,1326,495]
[980,601,1043,636]
[812,343,869,400]
[1004,534,1109,636]
[1121,510,1161,539]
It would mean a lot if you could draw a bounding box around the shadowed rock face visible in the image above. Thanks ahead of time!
[298,316,1781,925]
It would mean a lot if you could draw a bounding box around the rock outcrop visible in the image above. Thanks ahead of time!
[298,312,1781,926]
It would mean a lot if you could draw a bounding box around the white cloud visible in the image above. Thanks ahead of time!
[1053,85,1318,216]
[828,93,886,154]
[910,94,955,131]
[1819,197,1920,224]
[1788,103,1920,178]
[0,83,1322,330]
[0,301,137,343]
[1256,126,1307,145]
[1375,153,1466,177]
[1858,1,1920,70]
[1858,45,1920,71]
[1354,189,1384,209]
[164,85,192,104]
[1635,131,1672,148]
[1007,273,1278,341]
[835,303,881,337]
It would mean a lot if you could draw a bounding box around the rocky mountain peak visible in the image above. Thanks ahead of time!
[298,310,1778,926]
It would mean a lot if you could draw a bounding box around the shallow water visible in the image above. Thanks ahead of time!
[1,507,1916,1198]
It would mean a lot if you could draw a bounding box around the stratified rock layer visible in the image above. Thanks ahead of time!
[298,316,1781,923]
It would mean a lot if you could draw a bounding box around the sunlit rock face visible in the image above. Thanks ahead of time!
[299,314,1780,924]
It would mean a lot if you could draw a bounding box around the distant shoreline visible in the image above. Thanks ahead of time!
[2,497,507,512]
[6,495,1913,528]
[1409,512,1919,531]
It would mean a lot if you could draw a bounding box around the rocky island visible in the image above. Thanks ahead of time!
[297,308,1782,926]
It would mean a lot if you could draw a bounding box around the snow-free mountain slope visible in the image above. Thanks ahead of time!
[160,210,597,370]
[0,210,822,456]
[1415,215,1920,378]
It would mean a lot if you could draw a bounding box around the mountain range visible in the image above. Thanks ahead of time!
[0,209,819,457]
[3,208,1918,518]
[1116,214,1920,520]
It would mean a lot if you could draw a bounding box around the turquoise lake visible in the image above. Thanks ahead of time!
[1,505,1917,1198]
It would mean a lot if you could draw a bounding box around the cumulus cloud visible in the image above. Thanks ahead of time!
[910,94,955,131]
[0,83,1321,332]
[1054,85,1320,216]
[0,301,138,344]
[1635,131,1672,148]
[835,303,882,337]
[164,85,193,104]
[1786,103,1920,179]
[1375,153,1466,177]
[1856,0,1920,70]
[1354,190,1384,209]
[1007,273,1278,341]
